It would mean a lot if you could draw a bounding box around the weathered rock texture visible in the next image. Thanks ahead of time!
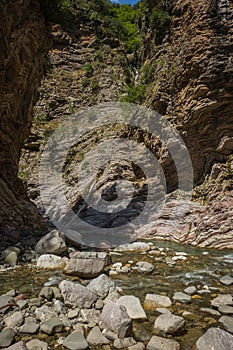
[16,0,233,249]
[0,0,50,245]
[140,0,233,248]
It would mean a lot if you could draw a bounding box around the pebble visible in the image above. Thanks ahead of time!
[219,315,233,333]
[136,261,154,274]
[173,292,191,303]
[40,317,64,335]
[184,286,197,295]
[220,275,233,286]
[154,313,185,335]
[147,335,180,350]
[144,294,172,309]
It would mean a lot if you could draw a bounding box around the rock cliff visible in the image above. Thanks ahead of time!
[1,0,232,249]
[0,0,50,246]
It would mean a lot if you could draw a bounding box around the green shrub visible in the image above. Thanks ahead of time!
[81,77,90,87]
[85,64,94,77]
[121,84,146,104]
[91,79,100,91]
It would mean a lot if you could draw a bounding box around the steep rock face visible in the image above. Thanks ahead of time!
[142,0,233,247]
[0,0,50,245]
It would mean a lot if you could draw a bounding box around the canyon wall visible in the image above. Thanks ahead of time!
[0,0,50,246]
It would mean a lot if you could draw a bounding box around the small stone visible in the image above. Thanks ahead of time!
[63,331,88,350]
[41,317,64,335]
[200,308,220,316]
[67,309,79,319]
[95,299,104,310]
[219,305,233,315]
[128,342,145,350]
[87,326,110,345]
[5,311,24,328]
[19,317,40,334]
[173,292,191,303]
[165,257,176,266]
[0,327,15,347]
[156,308,172,314]
[211,294,233,309]
[136,261,154,274]
[80,309,100,324]
[35,305,58,322]
[118,295,147,320]
[53,300,66,314]
[184,286,197,295]
[17,300,28,310]
[0,295,14,314]
[113,337,136,349]
[220,275,233,286]
[219,316,233,333]
[4,252,18,266]
[51,286,62,300]
[26,339,48,350]
[39,287,54,300]
[147,335,180,350]
[196,327,233,350]
[3,341,27,350]
[114,242,151,252]
[28,298,42,307]
[144,294,172,309]
[154,314,185,335]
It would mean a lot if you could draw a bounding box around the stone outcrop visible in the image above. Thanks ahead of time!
[0,0,50,246]
[139,0,233,248]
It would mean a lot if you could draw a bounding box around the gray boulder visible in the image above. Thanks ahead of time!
[63,331,88,350]
[196,327,233,350]
[64,251,111,278]
[0,327,15,347]
[99,302,132,338]
[40,317,64,335]
[59,280,98,308]
[35,230,67,256]
[118,295,147,320]
[154,314,185,335]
